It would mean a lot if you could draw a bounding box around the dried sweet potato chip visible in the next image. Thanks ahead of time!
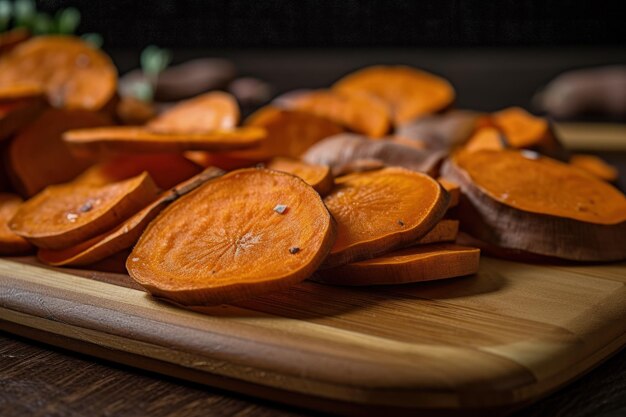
[38,167,224,266]
[315,244,479,285]
[63,126,266,155]
[266,157,334,196]
[569,154,619,183]
[183,151,256,171]
[10,172,160,250]
[230,107,344,161]
[75,154,201,189]
[0,193,33,255]
[302,133,445,177]
[127,168,336,305]
[333,65,455,124]
[0,36,117,111]
[322,167,449,268]
[463,127,506,153]
[416,219,459,245]
[289,89,391,137]
[7,108,111,196]
[146,91,239,134]
[441,149,626,261]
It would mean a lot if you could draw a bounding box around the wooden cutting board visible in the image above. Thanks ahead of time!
[1,256,625,416]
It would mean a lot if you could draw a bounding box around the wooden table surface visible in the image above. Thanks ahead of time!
[1,49,625,417]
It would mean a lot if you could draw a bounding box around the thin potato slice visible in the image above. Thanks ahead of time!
[322,167,449,268]
[0,193,33,255]
[146,91,239,134]
[333,65,455,124]
[9,172,160,250]
[463,127,506,153]
[63,126,266,154]
[38,167,224,266]
[7,108,111,196]
[441,149,626,261]
[127,168,336,306]
[290,89,391,137]
[315,244,479,286]
[570,154,619,183]
[416,219,459,245]
[266,157,334,196]
[0,36,117,110]
[233,107,344,161]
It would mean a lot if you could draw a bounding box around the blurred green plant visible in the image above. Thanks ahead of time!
[0,0,98,43]
[130,45,172,102]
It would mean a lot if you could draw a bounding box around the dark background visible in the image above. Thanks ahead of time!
[39,0,626,48]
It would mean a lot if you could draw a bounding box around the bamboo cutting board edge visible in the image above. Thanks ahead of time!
[1,257,626,415]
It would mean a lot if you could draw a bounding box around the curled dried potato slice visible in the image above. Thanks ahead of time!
[10,172,160,250]
[333,65,455,124]
[146,91,239,134]
[266,157,334,196]
[0,193,33,255]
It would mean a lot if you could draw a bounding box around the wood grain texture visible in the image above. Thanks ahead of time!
[1,256,626,415]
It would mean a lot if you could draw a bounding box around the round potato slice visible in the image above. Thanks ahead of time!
[322,167,449,268]
[0,36,117,111]
[127,168,336,306]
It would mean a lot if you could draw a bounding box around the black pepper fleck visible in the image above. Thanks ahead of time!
[79,201,94,213]
[398,220,405,226]
[289,247,300,254]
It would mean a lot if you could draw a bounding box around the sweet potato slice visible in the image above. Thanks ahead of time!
[146,91,239,134]
[63,126,265,154]
[441,149,626,261]
[0,193,33,255]
[38,167,224,266]
[7,108,111,196]
[302,133,445,177]
[0,36,117,111]
[416,219,459,245]
[322,167,449,268]
[289,89,391,137]
[463,127,507,153]
[315,244,479,286]
[127,168,336,305]
[569,154,619,183]
[75,154,201,189]
[333,65,455,124]
[230,107,344,161]
[9,172,160,250]
[266,157,334,196]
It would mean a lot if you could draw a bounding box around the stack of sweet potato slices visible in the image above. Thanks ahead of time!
[1,38,624,309]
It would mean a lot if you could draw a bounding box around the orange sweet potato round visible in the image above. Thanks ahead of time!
[290,89,391,137]
[0,36,118,111]
[146,91,239,134]
[333,65,455,124]
[127,168,336,305]
[266,157,334,196]
[38,167,223,266]
[63,126,266,154]
[322,167,449,268]
[232,106,344,161]
[0,193,33,255]
[9,172,160,250]
[315,243,480,286]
